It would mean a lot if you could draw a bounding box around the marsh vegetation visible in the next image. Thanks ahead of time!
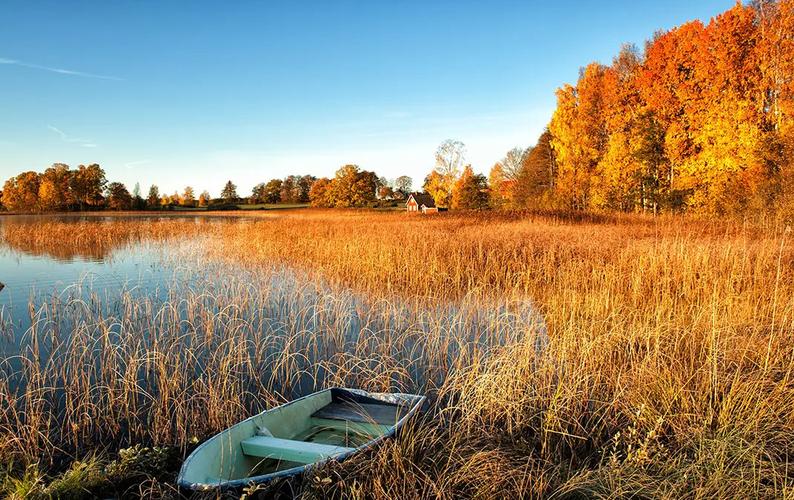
[0,210,792,498]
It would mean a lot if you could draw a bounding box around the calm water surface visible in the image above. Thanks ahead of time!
[0,214,246,296]
[0,215,234,354]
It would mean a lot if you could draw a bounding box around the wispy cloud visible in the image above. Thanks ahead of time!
[47,125,98,148]
[0,57,122,81]
[124,160,151,169]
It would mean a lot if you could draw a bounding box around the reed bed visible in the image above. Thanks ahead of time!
[0,210,793,498]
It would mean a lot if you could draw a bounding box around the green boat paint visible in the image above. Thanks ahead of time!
[177,388,425,492]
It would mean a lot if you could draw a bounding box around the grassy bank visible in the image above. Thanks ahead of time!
[1,210,792,498]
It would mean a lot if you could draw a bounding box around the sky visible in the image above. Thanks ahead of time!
[0,0,734,197]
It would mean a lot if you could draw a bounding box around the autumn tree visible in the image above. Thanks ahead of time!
[330,164,378,207]
[421,140,466,208]
[426,139,466,207]
[753,0,794,215]
[305,167,378,208]
[198,190,211,207]
[489,147,526,208]
[220,180,238,202]
[250,183,266,204]
[633,112,668,212]
[277,175,314,203]
[452,165,489,210]
[280,176,298,203]
[71,164,106,210]
[264,179,283,204]
[689,5,764,214]
[488,162,509,208]
[297,175,316,203]
[106,182,132,210]
[637,21,705,204]
[592,45,645,211]
[423,170,451,208]
[309,178,333,207]
[38,163,74,211]
[1,171,41,212]
[147,185,160,207]
[514,129,557,208]
[549,63,609,210]
[182,186,196,207]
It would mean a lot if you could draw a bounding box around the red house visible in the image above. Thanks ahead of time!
[406,193,437,213]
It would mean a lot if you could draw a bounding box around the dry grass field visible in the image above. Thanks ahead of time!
[1,209,793,499]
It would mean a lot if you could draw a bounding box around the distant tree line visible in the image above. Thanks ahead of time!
[307,166,414,208]
[0,164,416,212]
[250,175,315,205]
[0,164,127,212]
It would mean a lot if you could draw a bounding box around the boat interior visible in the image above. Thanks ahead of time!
[241,398,410,467]
[182,389,417,486]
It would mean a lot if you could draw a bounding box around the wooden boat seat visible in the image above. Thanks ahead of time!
[311,401,407,426]
[240,436,354,463]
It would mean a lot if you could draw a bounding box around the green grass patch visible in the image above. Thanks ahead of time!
[1,446,182,500]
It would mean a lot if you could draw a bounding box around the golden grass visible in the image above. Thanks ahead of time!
[1,209,793,498]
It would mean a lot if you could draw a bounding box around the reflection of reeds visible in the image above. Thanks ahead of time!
[0,218,208,261]
[1,210,794,498]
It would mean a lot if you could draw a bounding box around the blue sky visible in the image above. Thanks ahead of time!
[1,0,732,196]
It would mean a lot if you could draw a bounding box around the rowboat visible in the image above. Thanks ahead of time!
[177,388,426,491]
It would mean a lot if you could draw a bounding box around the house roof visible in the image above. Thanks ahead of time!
[408,192,435,208]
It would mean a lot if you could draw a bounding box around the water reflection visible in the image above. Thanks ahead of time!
[0,214,234,262]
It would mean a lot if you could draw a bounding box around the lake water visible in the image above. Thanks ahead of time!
[0,215,221,356]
